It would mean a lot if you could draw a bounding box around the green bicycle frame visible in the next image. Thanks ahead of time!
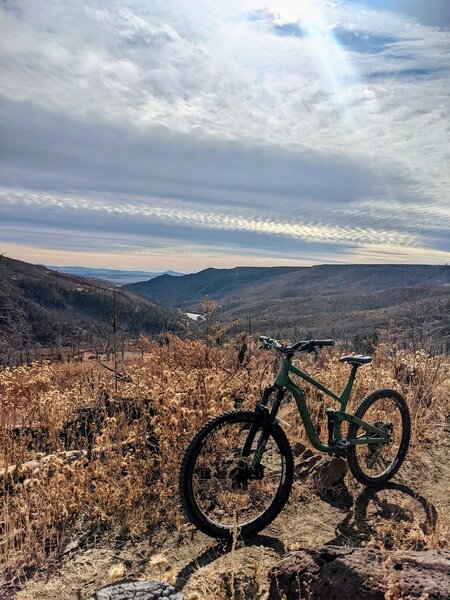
[273,355,390,453]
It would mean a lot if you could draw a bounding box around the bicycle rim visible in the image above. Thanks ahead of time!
[190,418,286,530]
[352,395,405,479]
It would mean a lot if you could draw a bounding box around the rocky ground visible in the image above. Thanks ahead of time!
[269,546,450,599]
[11,430,449,600]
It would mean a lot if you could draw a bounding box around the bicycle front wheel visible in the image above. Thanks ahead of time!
[179,410,294,539]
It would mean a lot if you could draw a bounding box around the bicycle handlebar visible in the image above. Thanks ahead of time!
[259,336,335,354]
[313,339,335,347]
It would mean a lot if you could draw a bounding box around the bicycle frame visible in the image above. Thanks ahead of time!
[258,355,390,455]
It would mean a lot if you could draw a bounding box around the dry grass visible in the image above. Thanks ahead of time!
[1,333,449,588]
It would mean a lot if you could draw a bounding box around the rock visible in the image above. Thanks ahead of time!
[294,455,322,478]
[268,546,450,600]
[87,579,182,600]
[302,449,314,459]
[292,442,306,457]
[62,537,80,556]
[311,457,348,489]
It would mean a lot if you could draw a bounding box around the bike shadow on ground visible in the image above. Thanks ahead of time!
[174,534,286,590]
[174,482,437,589]
[325,481,438,547]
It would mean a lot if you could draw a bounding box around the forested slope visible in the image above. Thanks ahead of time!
[0,256,178,358]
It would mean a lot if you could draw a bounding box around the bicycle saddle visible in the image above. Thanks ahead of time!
[339,355,372,366]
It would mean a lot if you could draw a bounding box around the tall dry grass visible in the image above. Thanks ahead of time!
[0,334,448,584]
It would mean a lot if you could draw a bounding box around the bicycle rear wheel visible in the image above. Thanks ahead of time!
[348,389,410,487]
[179,410,294,539]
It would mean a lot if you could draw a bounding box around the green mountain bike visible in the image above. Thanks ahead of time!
[179,336,410,539]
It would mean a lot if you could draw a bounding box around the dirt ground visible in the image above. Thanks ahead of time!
[12,432,449,600]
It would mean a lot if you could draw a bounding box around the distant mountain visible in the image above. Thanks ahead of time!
[124,264,450,306]
[47,265,184,285]
[123,266,301,305]
[123,264,450,342]
[0,256,179,355]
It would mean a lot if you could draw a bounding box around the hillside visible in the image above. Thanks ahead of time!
[124,266,301,305]
[0,256,178,360]
[124,264,450,306]
[123,264,450,343]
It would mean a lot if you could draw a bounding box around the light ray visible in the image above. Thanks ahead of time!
[252,0,360,126]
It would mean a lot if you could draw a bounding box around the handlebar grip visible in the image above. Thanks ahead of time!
[315,339,335,347]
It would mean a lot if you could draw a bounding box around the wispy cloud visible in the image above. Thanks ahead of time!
[0,187,418,247]
[0,0,449,268]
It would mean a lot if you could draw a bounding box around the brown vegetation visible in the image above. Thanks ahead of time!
[0,332,449,596]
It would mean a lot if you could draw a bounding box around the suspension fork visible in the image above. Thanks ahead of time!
[242,386,285,472]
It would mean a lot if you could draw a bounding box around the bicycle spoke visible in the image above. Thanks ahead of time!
[354,397,403,479]
[191,420,284,529]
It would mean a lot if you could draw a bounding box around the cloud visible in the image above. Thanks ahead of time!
[0,99,414,206]
[344,0,450,28]
[0,0,449,268]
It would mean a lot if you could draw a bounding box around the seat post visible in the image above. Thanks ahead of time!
[350,364,359,379]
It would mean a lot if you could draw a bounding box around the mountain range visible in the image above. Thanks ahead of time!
[123,264,450,343]
[47,266,184,285]
[2,258,449,358]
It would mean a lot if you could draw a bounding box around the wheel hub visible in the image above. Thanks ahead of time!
[369,421,393,448]
[229,459,264,490]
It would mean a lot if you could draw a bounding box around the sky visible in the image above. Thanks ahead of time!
[0,0,449,272]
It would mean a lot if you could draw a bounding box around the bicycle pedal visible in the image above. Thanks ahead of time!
[336,439,350,449]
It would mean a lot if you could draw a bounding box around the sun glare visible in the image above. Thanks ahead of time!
[258,0,320,24]
[249,0,359,124]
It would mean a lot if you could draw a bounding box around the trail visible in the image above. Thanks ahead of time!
[15,435,449,600]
